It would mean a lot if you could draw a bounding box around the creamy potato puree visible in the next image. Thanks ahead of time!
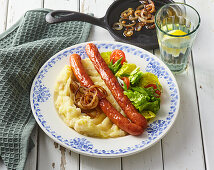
[54,58,126,138]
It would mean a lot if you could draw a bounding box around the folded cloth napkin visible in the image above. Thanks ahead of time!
[0,9,91,170]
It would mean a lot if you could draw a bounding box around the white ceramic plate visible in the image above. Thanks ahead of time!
[30,41,180,158]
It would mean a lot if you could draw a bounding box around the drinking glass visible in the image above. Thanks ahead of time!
[155,3,200,73]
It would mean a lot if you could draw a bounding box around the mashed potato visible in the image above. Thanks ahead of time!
[54,58,126,138]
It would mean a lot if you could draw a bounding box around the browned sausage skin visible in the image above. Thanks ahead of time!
[69,54,143,136]
[69,54,94,88]
[85,43,147,130]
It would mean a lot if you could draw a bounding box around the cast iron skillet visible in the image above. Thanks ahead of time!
[46,0,174,50]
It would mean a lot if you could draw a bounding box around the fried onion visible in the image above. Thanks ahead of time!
[138,15,155,23]
[146,0,155,13]
[135,22,145,31]
[121,8,134,19]
[113,22,123,30]
[72,81,108,110]
[119,18,136,27]
[112,0,156,37]
[124,27,134,37]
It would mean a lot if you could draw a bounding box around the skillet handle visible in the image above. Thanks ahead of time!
[46,10,106,29]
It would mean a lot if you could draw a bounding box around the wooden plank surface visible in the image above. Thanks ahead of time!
[0,0,8,34]
[38,130,79,170]
[24,126,38,170]
[157,1,205,169]
[44,0,78,10]
[123,141,163,170]
[0,159,7,170]
[157,50,205,170]
[80,0,114,42]
[6,0,42,29]
[185,0,213,169]
[156,0,205,170]
[80,156,121,170]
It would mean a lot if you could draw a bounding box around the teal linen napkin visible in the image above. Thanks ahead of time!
[0,9,91,170]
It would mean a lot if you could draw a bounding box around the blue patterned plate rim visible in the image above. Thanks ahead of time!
[30,41,180,158]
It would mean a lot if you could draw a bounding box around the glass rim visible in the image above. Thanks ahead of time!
[155,2,201,37]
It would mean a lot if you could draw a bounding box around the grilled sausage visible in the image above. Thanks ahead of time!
[85,43,147,129]
[69,54,143,136]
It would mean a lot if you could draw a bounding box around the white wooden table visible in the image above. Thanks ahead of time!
[0,0,213,169]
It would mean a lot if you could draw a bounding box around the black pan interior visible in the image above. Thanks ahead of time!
[106,0,174,49]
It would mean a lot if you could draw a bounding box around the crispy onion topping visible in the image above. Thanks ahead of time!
[146,0,155,13]
[70,80,79,92]
[124,27,134,37]
[112,0,156,37]
[134,10,141,17]
[112,22,123,30]
[119,18,136,27]
[138,15,155,23]
[71,81,108,110]
[121,8,134,18]
[89,85,108,99]
[135,22,145,31]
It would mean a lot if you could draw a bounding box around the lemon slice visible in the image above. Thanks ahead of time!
[161,29,190,56]
[168,29,188,35]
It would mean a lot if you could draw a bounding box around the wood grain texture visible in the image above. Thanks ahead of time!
[24,126,38,170]
[80,156,121,170]
[6,0,42,29]
[0,0,8,34]
[123,141,163,170]
[155,49,205,170]
[185,0,213,169]
[0,159,7,170]
[44,0,78,10]
[155,1,205,169]
[38,129,79,170]
[80,0,113,42]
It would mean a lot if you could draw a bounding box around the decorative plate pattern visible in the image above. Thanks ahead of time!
[30,41,180,157]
